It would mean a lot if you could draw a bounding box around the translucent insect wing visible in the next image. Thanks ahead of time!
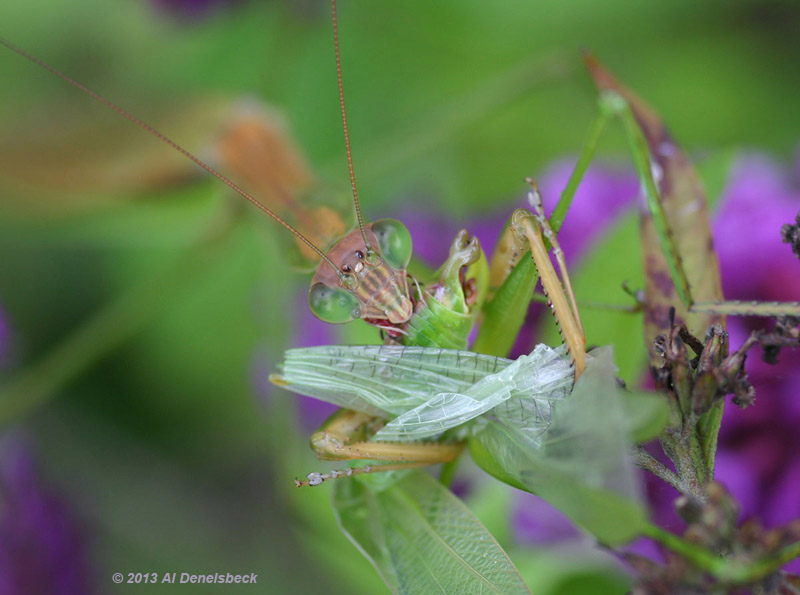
[375,344,572,441]
[275,345,517,417]
[275,344,573,440]
[470,346,647,545]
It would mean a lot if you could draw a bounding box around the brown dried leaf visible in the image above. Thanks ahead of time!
[585,56,725,364]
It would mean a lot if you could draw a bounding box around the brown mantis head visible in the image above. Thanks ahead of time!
[305,0,416,327]
[308,219,415,325]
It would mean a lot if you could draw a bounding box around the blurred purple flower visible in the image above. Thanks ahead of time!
[0,437,92,594]
[287,297,340,432]
[538,160,641,265]
[643,152,800,572]
[249,284,339,431]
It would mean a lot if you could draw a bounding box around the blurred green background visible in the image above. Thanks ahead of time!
[1,0,799,593]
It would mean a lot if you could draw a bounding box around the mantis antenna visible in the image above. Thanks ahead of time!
[330,0,375,260]
[0,37,348,280]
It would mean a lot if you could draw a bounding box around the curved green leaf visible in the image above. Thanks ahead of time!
[333,470,530,595]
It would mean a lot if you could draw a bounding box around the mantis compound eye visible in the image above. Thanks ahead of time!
[371,219,413,271]
[308,283,362,324]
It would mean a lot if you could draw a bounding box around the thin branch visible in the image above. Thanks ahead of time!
[633,447,704,501]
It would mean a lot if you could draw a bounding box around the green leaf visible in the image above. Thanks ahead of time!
[473,257,537,357]
[620,391,670,443]
[511,548,631,595]
[332,470,530,595]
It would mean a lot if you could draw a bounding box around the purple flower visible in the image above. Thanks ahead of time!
[712,153,800,531]
[513,495,581,544]
[639,151,800,571]
[249,287,340,431]
[0,436,92,594]
[288,296,341,431]
[538,160,640,265]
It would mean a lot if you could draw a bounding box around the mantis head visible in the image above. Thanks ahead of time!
[308,219,414,325]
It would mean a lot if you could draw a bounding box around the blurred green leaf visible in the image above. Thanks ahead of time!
[620,391,670,444]
[333,470,530,594]
[512,548,631,595]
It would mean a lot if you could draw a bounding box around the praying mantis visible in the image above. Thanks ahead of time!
[3,2,800,593]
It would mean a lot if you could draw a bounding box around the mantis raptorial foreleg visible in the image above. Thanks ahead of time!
[483,181,587,377]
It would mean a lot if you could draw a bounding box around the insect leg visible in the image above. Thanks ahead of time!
[510,200,586,378]
[306,408,464,470]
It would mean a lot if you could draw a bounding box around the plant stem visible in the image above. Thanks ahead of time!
[632,447,681,491]
[642,523,725,573]
[550,107,609,233]
[642,524,800,584]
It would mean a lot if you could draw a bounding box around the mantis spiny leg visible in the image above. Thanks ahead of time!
[511,182,587,378]
[526,179,584,340]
